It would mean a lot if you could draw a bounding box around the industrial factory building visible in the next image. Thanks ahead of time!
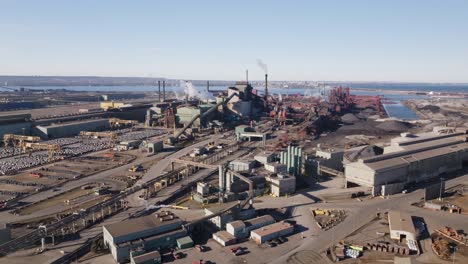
[35,118,110,138]
[0,113,32,138]
[345,130,468,189]
[176,104,215,127]
[265,174,296,197]
[103,211,186,263]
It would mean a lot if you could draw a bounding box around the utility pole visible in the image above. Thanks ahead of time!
[438,177,445,201]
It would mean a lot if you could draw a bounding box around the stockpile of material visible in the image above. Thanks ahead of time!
[341,113,359,124]
[376,120,412,132]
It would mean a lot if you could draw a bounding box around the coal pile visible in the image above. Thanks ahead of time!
[376,120,412,132]
[341,113,359,124]
[420,105,441,113]
[344,145,383,162]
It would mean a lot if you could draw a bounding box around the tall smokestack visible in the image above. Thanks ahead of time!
[206,80,210,92]
[264,74,268,99]
[163,80,166,101]
[158,80,161,102]
[246,70,249,84]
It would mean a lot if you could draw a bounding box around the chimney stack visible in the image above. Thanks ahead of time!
[206,80,210,92]
[163,81,166,101]
[264,74,268,99]
[158,80,161,102]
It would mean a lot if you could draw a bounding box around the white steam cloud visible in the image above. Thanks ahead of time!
[176,80,214,101]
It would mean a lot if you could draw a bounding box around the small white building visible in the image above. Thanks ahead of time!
[213,231,237,246]
[250,222,294,244]
[264,163,287,174]
[117,140,142,151]
[388,211,417,241]
[255,152,276,164]
[266,174,296,197]
[196,182,210,196]
[229,159,255,172]
[226,221,246,238]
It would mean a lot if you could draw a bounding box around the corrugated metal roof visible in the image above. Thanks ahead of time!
[251,222,292,237]
[213,230,236,241]
[104,211,181,238]
[245,215,275,227]
[227,220,245,229]
[359,142,468,172]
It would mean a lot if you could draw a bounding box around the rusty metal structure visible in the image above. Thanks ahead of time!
[109,118,138,129]
[21,142,60,162]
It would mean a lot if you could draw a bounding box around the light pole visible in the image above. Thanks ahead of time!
[438,177,445,201]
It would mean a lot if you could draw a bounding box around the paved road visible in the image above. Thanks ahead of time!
[270,173,468,264]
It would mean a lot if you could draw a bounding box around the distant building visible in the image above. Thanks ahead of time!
[345,130,468,189]
[0,113,32,138]
[35,119,110,138]
[101,93,146,101]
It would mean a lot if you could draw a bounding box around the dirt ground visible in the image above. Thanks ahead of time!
[17,184,98,215]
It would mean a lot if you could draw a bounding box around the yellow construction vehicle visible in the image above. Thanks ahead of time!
[3,134,40,147]
[79,131,117,140]
[21,142,60,162]
[109,118,138,129]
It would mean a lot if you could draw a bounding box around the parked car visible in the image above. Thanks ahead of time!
[195,245,206,252]
[266,241,277,247]
[230,246,241,253]
[272,238,281,244]
[233,248,245,256]
[278,237,287,243]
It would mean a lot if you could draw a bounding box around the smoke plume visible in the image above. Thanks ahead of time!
[257,59,268,74]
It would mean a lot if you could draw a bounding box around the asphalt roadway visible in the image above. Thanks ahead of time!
[268,173,468,264]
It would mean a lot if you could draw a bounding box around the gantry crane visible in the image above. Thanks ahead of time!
[79,131,117,140]
[3,134,41,147]
[109,118,138,129]
[79,131,118,146]
[21,142,60,162]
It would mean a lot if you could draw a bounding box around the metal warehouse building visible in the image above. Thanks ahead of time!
[0,113,32,138]
[35,118,110,138]
[103,211,186,263]
[226,215,275,239]
[250,221,294,244]
[345,131,468,188]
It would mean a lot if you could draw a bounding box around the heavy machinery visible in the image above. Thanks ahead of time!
[79,131,117,140]
[3,134,40,147]
[109,118,138,129]
[21,142,60,162]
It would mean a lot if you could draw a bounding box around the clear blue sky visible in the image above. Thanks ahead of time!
[1,0,467,82]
